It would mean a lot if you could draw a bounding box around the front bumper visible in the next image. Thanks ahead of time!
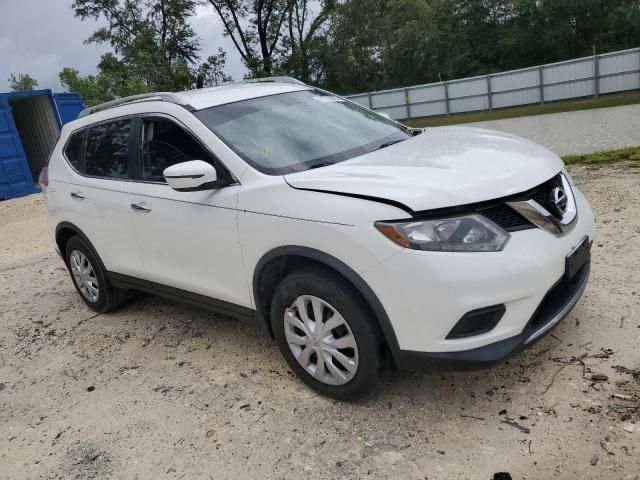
[394,262,590,371]
[361,187,595,369]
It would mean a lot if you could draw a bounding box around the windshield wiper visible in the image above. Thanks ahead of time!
[375,138,406,151]
[308,161,336,170]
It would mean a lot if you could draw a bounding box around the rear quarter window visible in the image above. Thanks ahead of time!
[63,131,84,171]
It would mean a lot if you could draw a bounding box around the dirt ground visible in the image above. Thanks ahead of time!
[1,165,639,480]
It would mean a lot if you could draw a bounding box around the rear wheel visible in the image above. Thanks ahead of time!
[65,236,127,313]
[271,267,390,401]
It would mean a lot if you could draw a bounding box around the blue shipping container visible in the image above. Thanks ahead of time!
[0,89,83,200]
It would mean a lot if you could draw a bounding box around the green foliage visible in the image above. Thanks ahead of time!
[59,68,107,107]
[277,0,337,82]
[312,0,386,92]
[73,0,199,63]
[59,54,153,107]
[8,73,38,91]
[197,48,233,87]
[120,23,194,91]
[64,0,640,102]
[61,0,205,104]
[203,0,293,77]
[303,0,640,94]
[563,147,640,167]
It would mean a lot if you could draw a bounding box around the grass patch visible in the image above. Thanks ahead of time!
[404,91,640,128]
[562,147,640,167]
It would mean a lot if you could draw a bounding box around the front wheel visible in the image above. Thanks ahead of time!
[271,267,390,401]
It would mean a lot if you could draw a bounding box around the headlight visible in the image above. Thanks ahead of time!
[375,214,510,252]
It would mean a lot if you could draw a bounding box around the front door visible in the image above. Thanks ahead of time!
[126,115,251,310]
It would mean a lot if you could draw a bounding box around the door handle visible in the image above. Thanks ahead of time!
[131,202,151,213]
[70,192,85,200]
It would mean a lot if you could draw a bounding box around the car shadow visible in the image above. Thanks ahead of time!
[105,289,571,411]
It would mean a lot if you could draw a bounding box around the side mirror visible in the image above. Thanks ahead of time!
[163,160,218,192]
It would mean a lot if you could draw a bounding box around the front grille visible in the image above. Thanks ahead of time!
[528,174,562,208]
[412,173,565,232]
[478,204,531,230]
[474,173,563,232]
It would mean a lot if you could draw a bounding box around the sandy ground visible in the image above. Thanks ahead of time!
[1,165,639,480]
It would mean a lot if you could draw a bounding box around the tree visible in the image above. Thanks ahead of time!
[59,62,149,107]
[71,0,200,91]
[315,0,387,93]
[604,0,640,49]
[304,0,640,94]
[203,0,293,76]
[196,48,233,87]
[64,0,640,99]
[73,0,199,61]
[8,73,38,91]
[59,68,112,107]
[279,0,337,83]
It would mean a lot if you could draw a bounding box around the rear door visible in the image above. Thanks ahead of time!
[55,118,144,276]
[126,115,251,310]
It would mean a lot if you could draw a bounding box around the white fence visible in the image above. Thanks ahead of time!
[346,47,640,120]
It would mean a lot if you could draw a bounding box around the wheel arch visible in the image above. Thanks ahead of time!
[252,246,401,363]
[55,222,106,270]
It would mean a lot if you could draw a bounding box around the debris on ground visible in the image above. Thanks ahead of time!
[611,393,633,401]
[64,441,112,479]
[622,424,635,433]
[459,414,485,421]
[500,418,531,434]
[612,365,640,379]
[593,348,615,359]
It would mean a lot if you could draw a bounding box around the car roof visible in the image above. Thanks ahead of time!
[178,82,310,110]
[62,81,313,133]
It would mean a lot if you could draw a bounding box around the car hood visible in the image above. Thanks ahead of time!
[284,126,564,212]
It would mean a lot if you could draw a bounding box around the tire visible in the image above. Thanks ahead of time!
[65,235,128,313]
[271,266,391,401]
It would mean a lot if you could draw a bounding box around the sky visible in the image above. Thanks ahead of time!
[0,0,247,92]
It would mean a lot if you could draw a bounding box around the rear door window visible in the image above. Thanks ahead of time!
[140,118,217,182]
[85,119,131,179]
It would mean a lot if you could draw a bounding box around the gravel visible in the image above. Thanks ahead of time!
[1,165,639,479]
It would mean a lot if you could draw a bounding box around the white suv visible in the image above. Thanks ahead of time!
[41,78,594,400]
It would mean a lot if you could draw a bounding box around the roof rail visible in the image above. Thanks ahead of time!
[78,92,194,118]
[241,76,306,86]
